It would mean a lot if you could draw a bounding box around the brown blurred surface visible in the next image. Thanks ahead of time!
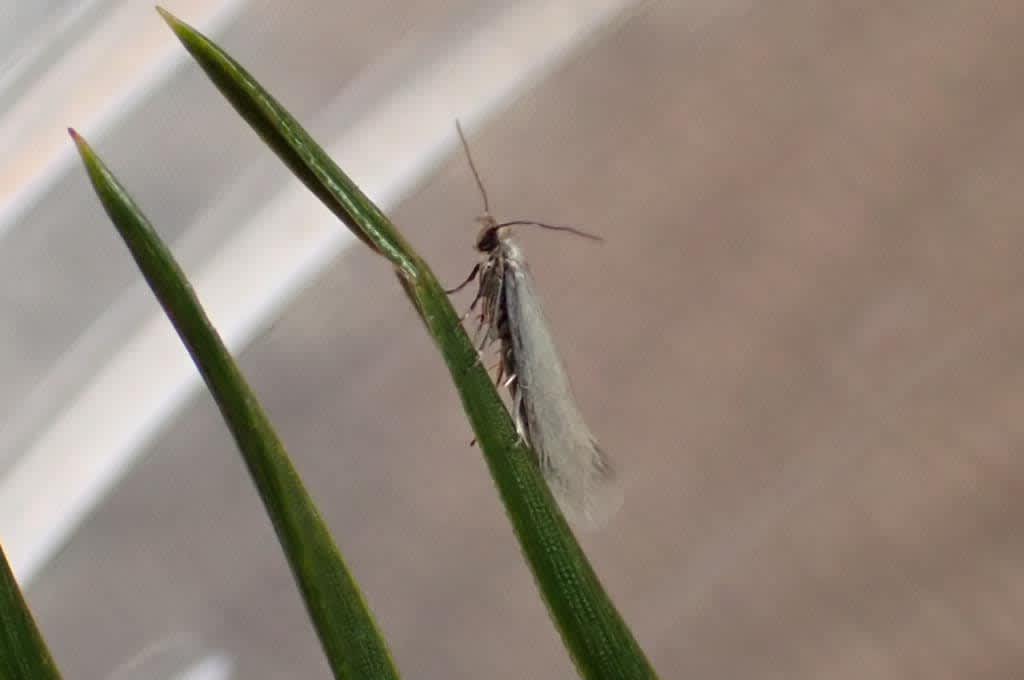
[28,1,1024,677]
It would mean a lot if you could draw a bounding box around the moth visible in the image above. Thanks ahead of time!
[448,122,622,529]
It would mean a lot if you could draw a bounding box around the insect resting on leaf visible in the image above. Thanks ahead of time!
[446,121,622,529]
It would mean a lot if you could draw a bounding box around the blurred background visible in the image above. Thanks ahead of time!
[2,0,1023,678]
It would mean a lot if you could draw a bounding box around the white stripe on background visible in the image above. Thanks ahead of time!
[0,0,248,239]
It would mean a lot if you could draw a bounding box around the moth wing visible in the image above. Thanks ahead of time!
[502,243,622,529]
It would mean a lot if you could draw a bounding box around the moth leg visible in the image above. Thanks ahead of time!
[447,264,488,328]
[474,277,503,354]
[445,262,481,294]
[509,379,529,445]
[475,322,498,355]
[466,334,499,378]
[472,316,487,349]
[458,283,487,323]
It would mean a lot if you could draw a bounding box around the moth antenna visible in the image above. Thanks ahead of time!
[455,120,492,217]
[493,220,604,242]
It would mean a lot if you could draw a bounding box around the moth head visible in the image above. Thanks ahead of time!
[474,215,502,253]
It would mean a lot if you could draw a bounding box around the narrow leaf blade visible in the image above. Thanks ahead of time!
[155,6,417,277]
[0,544,62,680]
[69,129,400,680]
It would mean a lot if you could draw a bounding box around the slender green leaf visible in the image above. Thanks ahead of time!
[69,129,400,680]
[155,8,659,679]
[0,544,62,680]
[153,6,414,273]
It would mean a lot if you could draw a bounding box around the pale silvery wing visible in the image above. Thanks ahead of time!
[500,238,622,528]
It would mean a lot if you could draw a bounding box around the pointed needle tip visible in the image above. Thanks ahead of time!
[155,6,176,26]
